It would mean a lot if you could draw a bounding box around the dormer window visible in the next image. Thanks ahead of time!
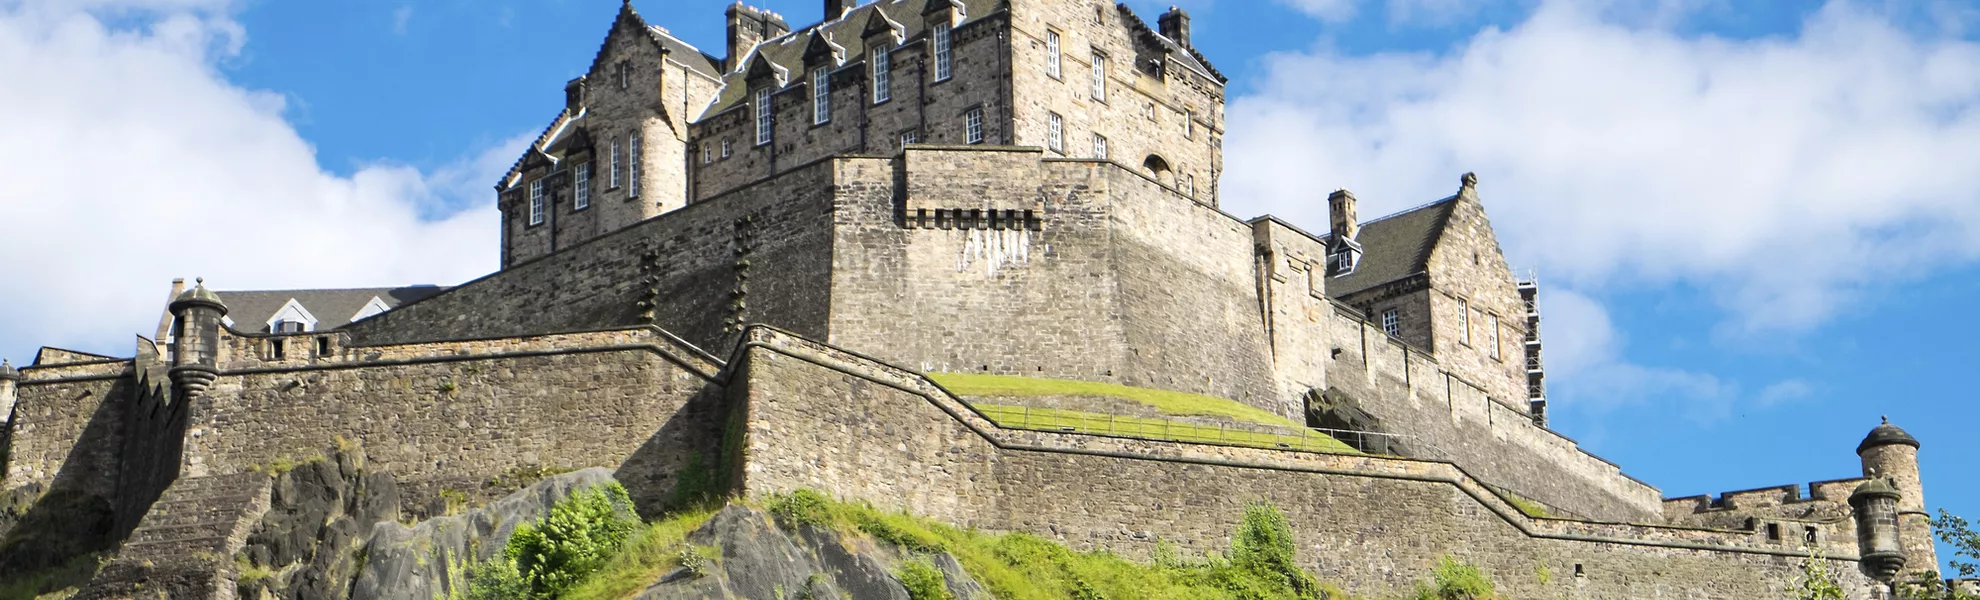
[1335,251,1352,274]
[528,179,545,225]
[272,320,306,334]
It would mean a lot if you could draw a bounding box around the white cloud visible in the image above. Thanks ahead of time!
[1276,0,1360,22]
[0,1,516,363]
[1224,0,1980,333]
[1539,289,1741,422]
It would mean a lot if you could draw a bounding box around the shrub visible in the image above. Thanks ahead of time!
[899,558,955,600]
[1218,502,1330,600]
[500,483,640,599]
[766,489,832,527]
[1409,556,1496,600]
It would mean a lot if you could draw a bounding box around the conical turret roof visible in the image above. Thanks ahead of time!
[170,278,229,315]
[1857,416,1920,454]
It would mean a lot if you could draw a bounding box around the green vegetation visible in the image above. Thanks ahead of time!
[928,372,1299,428]
[559,508,718,600]
[899,558,956,600]
[246,451,326,475]
[974,404,1360,455]
[451,483,643,600]
[1785,549,1845,600]
[1495,491,1549,519]
[1406,556,1497,600]
[0,553,100,600]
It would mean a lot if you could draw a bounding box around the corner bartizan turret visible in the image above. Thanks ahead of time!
[1856,417,1937,582]
[168,278,227,401]
[0,359,20,422]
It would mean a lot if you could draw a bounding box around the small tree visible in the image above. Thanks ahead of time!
[1786,550,1846,600]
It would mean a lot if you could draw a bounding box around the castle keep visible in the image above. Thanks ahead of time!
[0,1,1942,598]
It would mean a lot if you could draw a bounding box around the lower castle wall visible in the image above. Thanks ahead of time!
[734,327,1885,599]
[179,329,726,513]
[7,360,132,495]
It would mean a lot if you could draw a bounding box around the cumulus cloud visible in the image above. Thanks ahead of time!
[1224,0,1980,333]
[0,1,514,363]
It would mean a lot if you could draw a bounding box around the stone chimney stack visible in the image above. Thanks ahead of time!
[824,0,856,21]
[153,278,186,352]
[1328,189,1359,242]
[1159,6,1191,48]
[726,4,789,73]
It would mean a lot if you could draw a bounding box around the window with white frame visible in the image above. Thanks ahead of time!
[701,143,711,165]
[574,163,591,210]
[1046,30,1061,78]
[812,67,831,124]
[628,133,641,198]
[1184,109,1194,138]
[528,179,545,225]
[965,108,984,144]
[933,23,952,81]
[1488,314,1502,360]
[610,140,622,188]
[755,87,773,145]
[1457,298,1471,345]
[1090,52,1106,102]
[900,129,918,148]
[1183,173,1194,198]
[1047,112,1063,153]
[1335,251,1352,274]
[722,138,732,158]
[872,45,891,103]
[1382,309,1400,337]
[1092,133,1107,159]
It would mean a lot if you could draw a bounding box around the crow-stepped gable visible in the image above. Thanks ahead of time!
[0,2,1943,598]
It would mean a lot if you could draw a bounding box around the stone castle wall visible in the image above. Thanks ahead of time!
[732,326,1884,599]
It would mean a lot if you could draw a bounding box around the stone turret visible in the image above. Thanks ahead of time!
[168,278,228,401]
[0,360,19,421]
[1858,417,1936,580]
[1851,476,1906,582]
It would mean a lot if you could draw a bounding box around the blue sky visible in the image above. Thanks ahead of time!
[2,0,1978,573]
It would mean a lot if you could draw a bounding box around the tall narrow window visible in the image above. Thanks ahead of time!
[932,23,952,81]
[812,67,831,124]
[755,87,773,146]
[1046,31,1061,78]
[610,140,622,188]
[965,108,984,144]
[1488,314,1502,360]
[1090,52,1106,102]
[1183,173,1195,198]
[1382,309,1401,338]
[872,45,891,103]
[1092,134,1108,159]
[628,133,641,198]
[722,138,732,158]
[1457,298,1471,345]
[1184,109,1194,138]
[574,163,591,210]
[528,179,545,225]
[1047,112,1063,153]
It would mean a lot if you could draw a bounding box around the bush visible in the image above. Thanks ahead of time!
[766,489,832,527]
[455,482,639,600]
[1409,556,1496,600]
[899,558,956,600]
[1218,502,1331,600]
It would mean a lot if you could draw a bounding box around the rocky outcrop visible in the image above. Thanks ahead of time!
[350,468,621,600]
[235,452,401,600]
[635,506,986,600]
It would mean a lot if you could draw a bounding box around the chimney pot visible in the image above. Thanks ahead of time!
[1159,6,1191,48]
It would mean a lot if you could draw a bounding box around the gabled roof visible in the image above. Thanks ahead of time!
[698,0,1004,120]
[1320,197,1460,299]
[215,286,448,333]
[1113,3,1226,84]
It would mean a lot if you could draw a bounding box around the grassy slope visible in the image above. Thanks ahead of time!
[928,373,1359,455]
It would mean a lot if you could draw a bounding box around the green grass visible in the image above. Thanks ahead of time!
[0,553,100,600]
[558,506,719,600]
[974,404,1360,455]
[1499,493,1549,519]
[926,372,1300,428]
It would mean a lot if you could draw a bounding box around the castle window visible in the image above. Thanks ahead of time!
[628,133,642,198]
[528,179,545,225]
[617,60,629,90]
[755,88,774,146]
[1093,133,1108,160]
[1182,173,1195,198]
[1184,109,1194,138]
[1767,523,1782,541]
[1805,526,1818,543]
[901,129,918,149]
[1090,52,1106,103]
[812,66,831,124]
[272,320,307,334]
[722,138,733,158]
[268,338,285,360]
[701,143,711,165]
[1382,309,1400,338]
[574,163,591,210]
[1047,112,1063,153]
[610,140,622,188]
[1458,297,1471,346]
[1488,313,1502,360]
[1094,6,1104,24]
[933,23,953,82]
[1335,251,1353,274]
[315,336,331,357]
[872,45,892,103]
[965,107,984,144]
[1046,30,1062,79]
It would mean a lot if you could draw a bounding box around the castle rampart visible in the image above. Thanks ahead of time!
[731,325,1883,599]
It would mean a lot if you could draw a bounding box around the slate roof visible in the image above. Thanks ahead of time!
[1319,197,1460,299]
[215,286,447,333]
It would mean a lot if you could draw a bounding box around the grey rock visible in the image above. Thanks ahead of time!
[350,467,620,600]
[635,506,983,600]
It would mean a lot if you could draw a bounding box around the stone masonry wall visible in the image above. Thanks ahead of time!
[825,148,1279,411]
[352,158,839,354]
[7,359,131,494]
[734,326,1888,600]
[1425,191,1532,412]
[179,328,726,512]
[1253,218,1665,523]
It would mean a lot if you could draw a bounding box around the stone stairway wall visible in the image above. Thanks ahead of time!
[75,472,274,600]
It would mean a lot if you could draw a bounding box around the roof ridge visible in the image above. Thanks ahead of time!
[1112,3,1225,84]
[1359,195,1457,228]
